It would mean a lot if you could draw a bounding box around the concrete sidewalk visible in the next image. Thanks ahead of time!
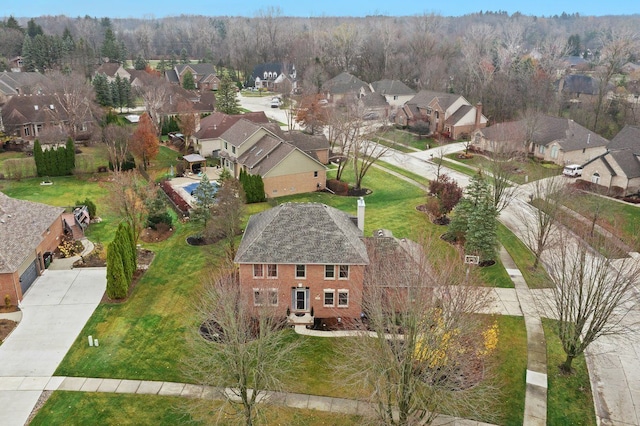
[18,376,496,426]
[0,268,106,426]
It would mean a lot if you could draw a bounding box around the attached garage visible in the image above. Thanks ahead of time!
[0,192,65,305]
[19,260,39,295]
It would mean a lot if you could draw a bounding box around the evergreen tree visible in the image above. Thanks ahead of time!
[191,174,217,234]
[134,54,147,70]
[26,19,43,38]
[155,59,167,72]
[106,238,127,299]
[182,70,196,90]
[33,139,44,176]
[6,16,23,33]
[41,148,51,176]
[216,70,240,114]
[92,73,111,106]
[21,35,34,71]
[101,27,121,63]
[180,48,189,64]
[447,172,498,262]
[55,147,66,175]
[65,138,75,173]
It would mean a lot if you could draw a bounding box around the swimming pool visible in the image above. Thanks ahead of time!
[183,181,219,195]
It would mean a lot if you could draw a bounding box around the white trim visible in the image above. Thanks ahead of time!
[267,264,278,279]
[338,265,349,280]
[337,289,349,308]
[295,264,306,279]
[324,265,335,279]
[323,289,335,307]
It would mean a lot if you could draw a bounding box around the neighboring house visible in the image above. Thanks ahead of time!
[251,63,296,92]
[473,115,609,166]
[284,131,330,165]
[1,94,94,142]
[165,64,219,91]
[322,72,371,104]
[194,111,269,157]
[397,90,487,140]
[581,125,640,195]
[94,63,131,82]
[0,71,50,106]
[218,119,327,197]
[235,201,370,324]
[558,74,608,103]
[9,56,23,72]
[127,69,158,88]
[370,79,415,110]
[0,192,65,305]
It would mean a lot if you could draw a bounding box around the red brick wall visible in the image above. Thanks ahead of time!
[0,273,20,307]
[239,263,365,319]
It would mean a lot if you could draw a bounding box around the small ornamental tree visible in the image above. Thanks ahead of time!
[131,113,159,169]
[426,174,463,223]
[33,139,44,176]
[106,237,127,299]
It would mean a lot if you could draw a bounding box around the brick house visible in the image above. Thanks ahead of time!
[165,64,219,91]
[235,201,370,325]
[396,90,487,139]
[0,192,65,305]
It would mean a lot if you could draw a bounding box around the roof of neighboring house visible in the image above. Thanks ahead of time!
[95,63,126,78]
[0,192,64,273]
[220,119,264,147]
[322,72,370,95]
[561,74,600,95]
[127,69,157,86]
[0,71,50,97]
[360,92,388,108]
[165,69,180,84]
[407,90,462,110]
[608,125,640,152]
[609,150,640,179]
[482,115,609,151]
[285,131,330,153]
[237,134,283,169]
[445,104,473,125]
[193,91,216,112]
[1,95,67,127]
[370,79,415,96]
[479,121,527,141]
[562,56,588,67]
[235,202,369,265]
[176,63,216,76]
[196,112,269,140]
[251,63,294,80]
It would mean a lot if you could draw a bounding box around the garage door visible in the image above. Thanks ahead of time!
[20,260,39,295]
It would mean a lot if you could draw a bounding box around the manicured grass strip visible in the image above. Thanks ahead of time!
[377,160,431,187]
[492,315,527,426]
[370,137,415,153]
[377,129,435,150]
[497,223,554,289]
[30,392,363,425]
[478,256,515,288]
[439,158,477,176]
[543,318,597,426]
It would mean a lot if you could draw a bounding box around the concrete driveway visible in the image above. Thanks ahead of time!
[0,268,106,425]
[238,93,300,130]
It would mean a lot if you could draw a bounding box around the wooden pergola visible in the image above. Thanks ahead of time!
[182,154,207,174]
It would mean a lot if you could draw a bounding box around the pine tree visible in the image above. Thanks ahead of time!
[92,73,111,106]
[134,54,147,70]
[33,139,44,176]
[180,48,189,64]
[65,138,75,174]
[191,174,218,233]
[216,70,240,114]
[182,70,196,90]
[447,172,498,262]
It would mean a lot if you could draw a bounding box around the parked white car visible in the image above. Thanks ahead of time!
[270,97,281,108]
[563,164,583,177]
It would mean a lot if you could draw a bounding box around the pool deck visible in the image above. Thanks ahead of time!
[168,167,222,208]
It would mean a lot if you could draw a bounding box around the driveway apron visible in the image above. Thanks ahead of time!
[0,268,106,426]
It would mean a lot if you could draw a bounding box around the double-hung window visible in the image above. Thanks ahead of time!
[323,290,335,307]
[338,290,349,307]
[295,264,306,279]
[325,265,335,279]
[267,264,278,278]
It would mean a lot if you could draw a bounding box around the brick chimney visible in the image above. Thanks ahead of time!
[475,102,483,129]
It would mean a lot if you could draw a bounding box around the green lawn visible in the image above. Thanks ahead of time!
[492,316,527,425]
[370,136,416,153]
[446,154,562,184]
[543,318,597,426]
[376,129,435,150]
[497,223,554,289]
[564,193,640,251]
[376,160,431,187]
[478,256,515,288]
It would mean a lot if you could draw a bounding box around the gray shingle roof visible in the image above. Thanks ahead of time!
[609,125,640,152]
[609,150,640,178]
[0,192,64,273]
[445,104,473,125]
[220,119,263,147]
[285,131,330,153]
[322,72,370,95]
[407,90,461,110]
[235,203,369,265]
[370,79,415,96]
[195,112,269,140]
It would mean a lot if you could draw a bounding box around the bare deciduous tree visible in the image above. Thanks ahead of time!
[184,263,300,426]
[545,226,640,373]
[205,178,246,261]
[339,236,496,425]
[102,124,131,172]
[518,176,567,269]
[107,170,152,243]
